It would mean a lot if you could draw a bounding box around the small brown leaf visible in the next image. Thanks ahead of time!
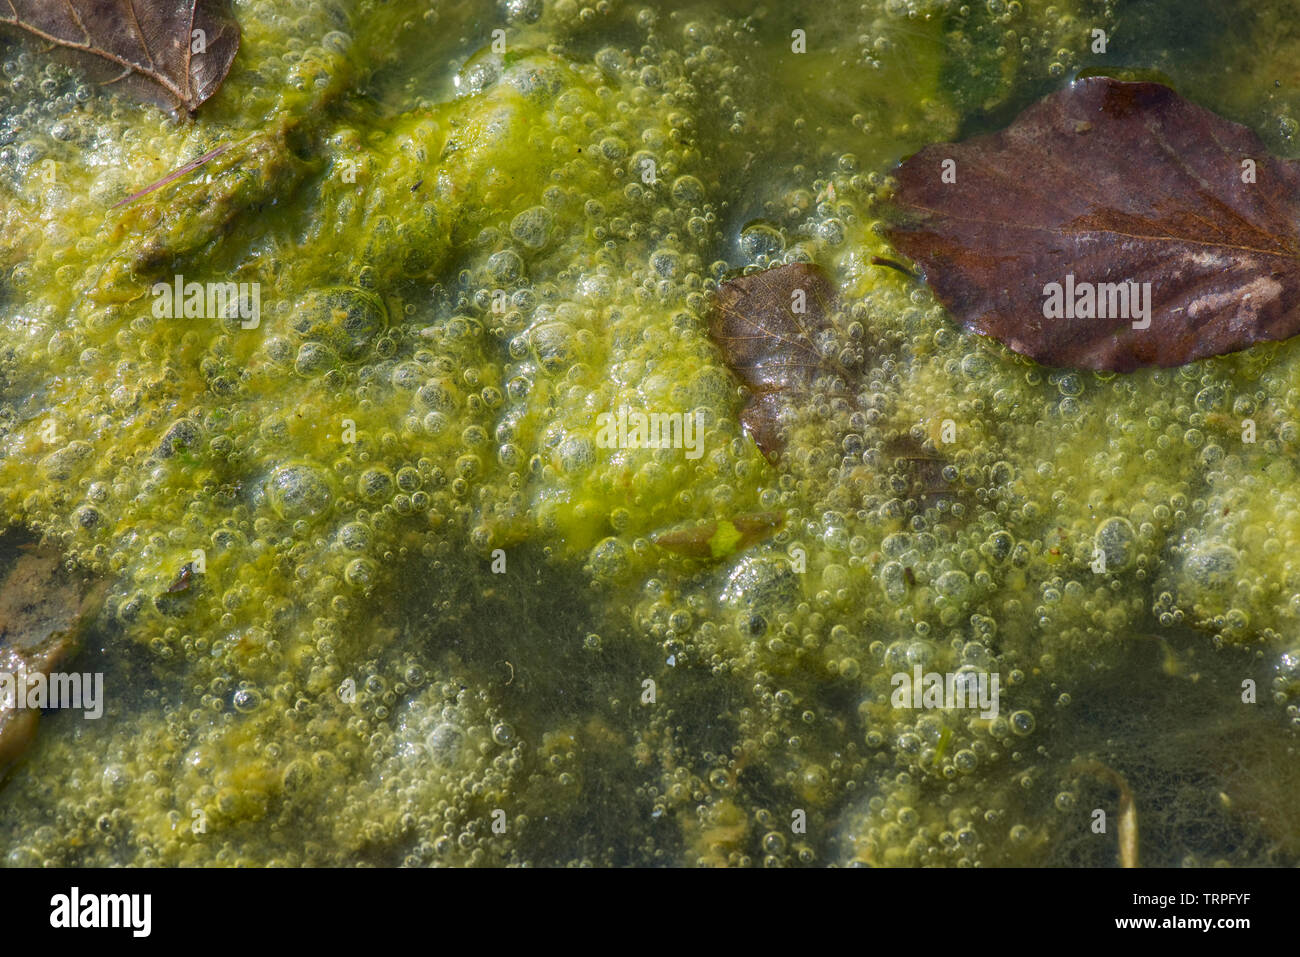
[653,512,783,560]
[708,263,845,461]
[886,77,1300,371]
[709,264,965,513]
[0,0,240,115]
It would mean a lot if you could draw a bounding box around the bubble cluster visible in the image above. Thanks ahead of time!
[0,0,1297,869]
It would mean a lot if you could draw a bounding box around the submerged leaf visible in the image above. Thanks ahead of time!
[0,0,240,115]
[708,264,962,509]
[653,512,784,560]
[708,262,844,461]
[886,76,1300,371]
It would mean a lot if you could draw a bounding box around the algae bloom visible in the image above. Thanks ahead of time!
[0,0,1299,868]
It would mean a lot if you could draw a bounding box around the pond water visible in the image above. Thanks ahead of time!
[1,0,1299,866]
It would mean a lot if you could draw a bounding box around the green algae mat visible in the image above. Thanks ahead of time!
[1,0,1300,867]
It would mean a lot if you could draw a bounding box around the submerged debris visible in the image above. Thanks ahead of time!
[1072,758,1140,868]
[652,512,784,560]
[0,546,104,780]
[708,263,847,462]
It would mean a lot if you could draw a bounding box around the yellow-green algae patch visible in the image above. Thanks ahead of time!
[1,0,1299,866]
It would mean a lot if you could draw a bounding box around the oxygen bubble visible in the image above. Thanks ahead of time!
[427,723,463,761]
[295,340,338,377]
[492,722,516,746]
[530,322,574,374]
[501,0,543,24]
[417,378,461,413]
[1010,710,1035,736]
[1094,517,1136,571]
[935,569,970,600]
[651,248,681,278]
[1195,385,1226,412]
[594,46,631,76]
[1057,373,1083,397]
[1184,543,1238,591]
[266,465,333,521]
[720,555,800,616]
[39,440,92,481]
[953,749,978,772]
[157,419,202,458]
[960,352,992,379]
[339,522,370,550]
[292,287,387,361]
[264,336,293,364]
[344,557,376,588]
[588,537,630,580]
[816,218,845,245]
[101,765,129,795]
[510,206,554,249]
[486,249,524,283]
[73,505,101,529]
[232,687,262,713]
[555,436,595,474]
[738,220,784,261]
[880,562,908,603]
[456,50,502,95]
[358,467,394,502]
[671,175,706,207]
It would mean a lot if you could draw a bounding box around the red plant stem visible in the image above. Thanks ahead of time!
[110,137,246,209]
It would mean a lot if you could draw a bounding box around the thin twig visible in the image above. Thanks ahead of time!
[870,254,918,279]
[110,134,255,210]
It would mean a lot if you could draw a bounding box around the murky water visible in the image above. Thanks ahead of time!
[0,0,1298,866]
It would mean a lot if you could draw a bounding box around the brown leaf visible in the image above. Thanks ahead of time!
[886,77,1300,371]
[708,262,845,461]
[1,0,240,115]
[653,512,783,560]
[709,265,963,511]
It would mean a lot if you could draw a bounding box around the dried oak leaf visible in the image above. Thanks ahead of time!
[708,262,844,462]
[886,76,1300,371]
[0,0,240,115]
